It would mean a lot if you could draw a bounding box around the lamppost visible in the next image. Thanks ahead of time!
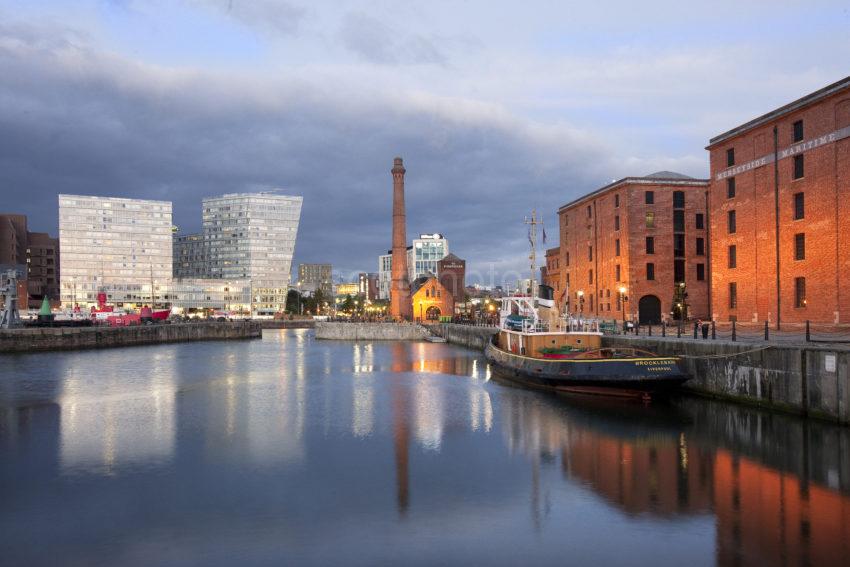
[577,290,585,317]
[296,281,302,315]
[618,286,628,323]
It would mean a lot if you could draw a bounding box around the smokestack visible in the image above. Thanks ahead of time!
[390,157,411,320]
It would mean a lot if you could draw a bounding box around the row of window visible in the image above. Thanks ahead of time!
[726,120,805,168]
[571,191,697,224]
[725,155,805,199]
[728,277,806,310]
[726,234,806,269]
[726,192,805,235]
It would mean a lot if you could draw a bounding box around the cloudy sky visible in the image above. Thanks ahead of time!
[1,0,848,284]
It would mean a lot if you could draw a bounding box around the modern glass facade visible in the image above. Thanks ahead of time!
[408,234,449,283]
[59,195,173,307]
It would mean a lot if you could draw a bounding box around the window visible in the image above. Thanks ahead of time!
[674,234,685,257]
[615,238,621,256]
[566,252,570,266]
[646,212,655,228]
[566,273,570,285]
[728,245,737,268]
[696,237,705,256]
[588,270,593,284]
[696,213,704,229]
[646,236,655,254]
[729,282,737,308]
[564,215,568,226]
[646,263,655,280]
[674,259,685,283]
[645,191,655,205]
[793,120,804,143]
[727,148,735,167]
[588,246,593,261]
[727,177,736,198]
[794,192,805,220]
[615,264,621,281]
[728,210,736,234]
[696,263,705,281]
[795,277,806,308]
[794,233,805,260]
[673,210,685,232]
[587,205,592,218]
[615,194,620,208]
[793,155,804,179]
[614,215,620,230]
[673,191,685,208]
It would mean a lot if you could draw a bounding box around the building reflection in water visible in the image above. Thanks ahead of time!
[58,350,177,475]
[498,391,850,566]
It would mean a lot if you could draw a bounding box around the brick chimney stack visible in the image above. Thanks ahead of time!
[390,157,411,320]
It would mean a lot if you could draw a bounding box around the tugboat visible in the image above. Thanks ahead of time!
[483,211,689,398]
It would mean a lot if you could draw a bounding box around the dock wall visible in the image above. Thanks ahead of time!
[314,322,429,341]
[432,324,850,424]
[0,321,262,354]
[431,324,499,350]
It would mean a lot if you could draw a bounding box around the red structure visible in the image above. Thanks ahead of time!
[556,173,709,324]
[437,253,465,309]
[390,157,412,320]
[707,76,850,325]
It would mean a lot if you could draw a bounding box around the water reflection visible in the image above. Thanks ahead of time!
[0,331,848,566]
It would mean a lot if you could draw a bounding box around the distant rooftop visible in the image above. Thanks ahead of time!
[645,171,694,180]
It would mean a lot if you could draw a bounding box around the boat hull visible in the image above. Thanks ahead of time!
[484,341,689,395]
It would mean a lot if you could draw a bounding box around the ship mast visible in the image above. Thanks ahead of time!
[524,209,544,296]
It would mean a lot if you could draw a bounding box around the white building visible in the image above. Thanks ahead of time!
[59,195,173,307]
[59,193,301,315]
[378,253,392,300]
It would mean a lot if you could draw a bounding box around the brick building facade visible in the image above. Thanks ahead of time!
[411,275,453,321]
[707,76,850,325]
[0,214,60,308]
[541,247,561,298]
[437,253,466,308]
[556,173,709,324]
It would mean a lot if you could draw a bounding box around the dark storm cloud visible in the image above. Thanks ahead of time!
[0,20,611,283]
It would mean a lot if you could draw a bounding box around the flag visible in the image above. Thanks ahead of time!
[542,226,547,244]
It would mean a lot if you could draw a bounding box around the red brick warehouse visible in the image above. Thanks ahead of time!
[707,76,850,325]
[555,173,710,325]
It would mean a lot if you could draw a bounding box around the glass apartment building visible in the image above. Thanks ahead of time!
[408,234,449,283]
[59,195,173,307]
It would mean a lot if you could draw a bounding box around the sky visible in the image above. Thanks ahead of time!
[1,0,848,285]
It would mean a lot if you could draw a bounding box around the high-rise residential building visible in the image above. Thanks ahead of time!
[298,263,333,297]
[378,253,392,300]
[59,195,172,307]
[557,172,710,324]
[172,232,208,279]
[707,76,850,325]
[408,233,449,282]
[203,193,301,284]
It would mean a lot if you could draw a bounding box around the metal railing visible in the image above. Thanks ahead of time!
[618,320,850,345]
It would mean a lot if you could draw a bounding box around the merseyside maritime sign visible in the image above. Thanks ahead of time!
[715,125,850,181]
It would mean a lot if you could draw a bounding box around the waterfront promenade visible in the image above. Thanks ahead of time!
[0,321,261,353]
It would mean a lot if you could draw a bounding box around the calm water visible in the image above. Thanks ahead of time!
[1,330,849,566]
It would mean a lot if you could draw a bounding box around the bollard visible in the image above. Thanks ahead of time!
[806,320,810,342]
[764,320,769,341]
[677,324,681,338]
[648,324,652,337]
[732,320,737,341]
[693,322,698,339]
[662,321,666,337]
[711,320,716,340]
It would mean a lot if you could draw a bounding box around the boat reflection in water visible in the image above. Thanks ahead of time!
[0,330,848,566]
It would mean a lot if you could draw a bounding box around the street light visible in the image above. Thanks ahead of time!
[577,290,585,316]
[618,286,628,323]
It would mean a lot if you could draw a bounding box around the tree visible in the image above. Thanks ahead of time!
[339,294,355,313]
[285,289,302,314]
